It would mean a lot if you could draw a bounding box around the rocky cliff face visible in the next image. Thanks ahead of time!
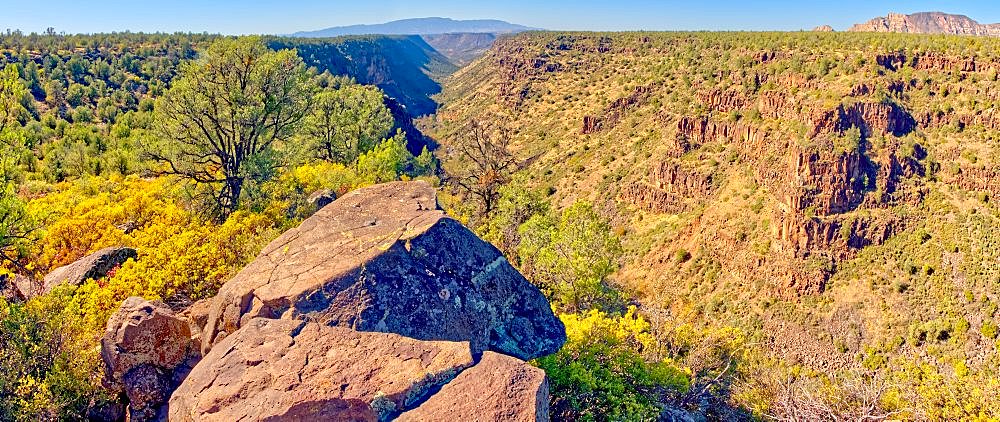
[99,181,565,421]
[268,37,457,117]
[433,32,1000,298]
[849,12,1000,36]
[582,85,652,134]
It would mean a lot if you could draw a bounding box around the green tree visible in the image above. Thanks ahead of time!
[518,201,622,312]
[478,175,549,257]
[0,65,27,137]
[355,131,413,184]
[150,36,314,218]
[302,83,393,164]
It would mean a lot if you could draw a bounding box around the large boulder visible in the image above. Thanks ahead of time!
[201,181,565,360]
[101,297,199,421]
[169,318,475,422]
[397,351,550,422]
[43,246,137,294]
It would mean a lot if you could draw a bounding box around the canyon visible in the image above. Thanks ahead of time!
[425,30,1000,415]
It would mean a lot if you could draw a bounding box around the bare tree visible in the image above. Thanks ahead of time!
[767,372,905,421]
[453,120,517,216]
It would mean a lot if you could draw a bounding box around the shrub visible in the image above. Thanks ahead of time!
[536,307,690,421]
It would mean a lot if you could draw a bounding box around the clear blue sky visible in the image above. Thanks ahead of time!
[2,0,1000,35]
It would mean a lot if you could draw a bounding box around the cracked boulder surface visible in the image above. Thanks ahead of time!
[200,180,566,361]
[169,318,476,422]
[397,351,550,421]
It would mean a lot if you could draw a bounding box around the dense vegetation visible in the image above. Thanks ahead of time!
[4,28,1000,421]
[0,34,434,419]
[428,31,1000,420]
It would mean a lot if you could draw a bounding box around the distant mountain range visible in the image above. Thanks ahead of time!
[291,17,537,38]
[848,11,1000,36]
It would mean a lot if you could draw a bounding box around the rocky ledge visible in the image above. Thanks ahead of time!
[99,181,566,421]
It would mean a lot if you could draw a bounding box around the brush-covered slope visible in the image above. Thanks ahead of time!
[425,31,1000,414]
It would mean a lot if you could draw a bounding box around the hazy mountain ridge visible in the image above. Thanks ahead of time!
[291,17,536,38]
[849,11,1000,36]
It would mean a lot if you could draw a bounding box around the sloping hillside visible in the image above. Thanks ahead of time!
[425,31,1000,417]
[269,36,457,116]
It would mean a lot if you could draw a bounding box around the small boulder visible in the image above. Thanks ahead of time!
[43,246,137,293]
[397,351,550,422]
[202,181,566,361]
[169,318,476,422]
[0,273,39,302]
[306,188,338,210]
[0,273,23,302]
[101,297,198,421]
[122,365,170,421]
[177,298,212,346]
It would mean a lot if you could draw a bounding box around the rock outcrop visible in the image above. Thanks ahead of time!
[809,101,915,138]
[99,182,564,421]
[0,273,34,302]
[43,246,137,294]
[101,297,200,421]
[581,85,652,134]
[849,12,1000,36]
[812,25,835,32]
[306,188,337,210]
[170,318,477,422]
[201,181,565,361]
[0,274,20,302]
[619,160,717,213]
[949,166,1000,199]
[397,351,549,421]
[177,298,212,348]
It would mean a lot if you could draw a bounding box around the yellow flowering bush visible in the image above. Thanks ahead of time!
[536,307,691,421]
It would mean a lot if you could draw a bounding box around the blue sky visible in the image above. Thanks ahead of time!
[2,0,999,35]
